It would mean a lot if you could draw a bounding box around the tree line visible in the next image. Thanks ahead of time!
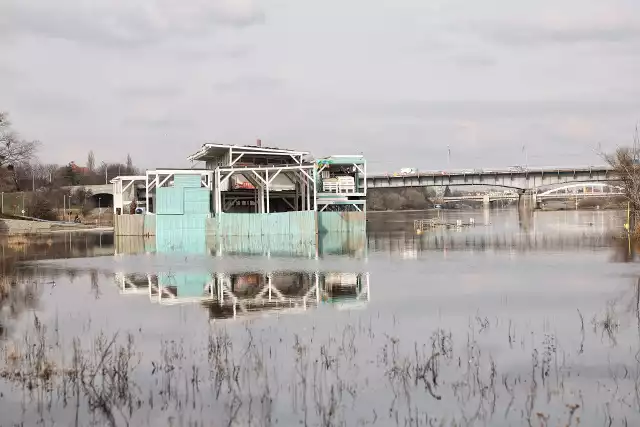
[0,111,140,221]
[0,111,140,192]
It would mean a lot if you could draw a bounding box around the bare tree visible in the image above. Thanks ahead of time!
[87,150,95,172]
[126,153,133,175]
[0,112,39,169]
[606,147,640,230]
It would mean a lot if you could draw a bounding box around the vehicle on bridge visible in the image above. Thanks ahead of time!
[399,167,417,175]
[508,166,526,172]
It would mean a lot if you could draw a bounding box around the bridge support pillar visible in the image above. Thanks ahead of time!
[518,192,535,212]
[482,194,490,208]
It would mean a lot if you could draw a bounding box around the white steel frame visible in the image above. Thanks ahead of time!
[133,271,370,320]
[145,169,214,214]
[188,143,308,165]
[316,158,367,212]
[111,175,146,214]
[214,164,317,214]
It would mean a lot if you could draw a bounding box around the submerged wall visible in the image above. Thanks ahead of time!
[114,172,366,237]
[114,215,156,236]
[209,211,317,237]
[317,212,366,234]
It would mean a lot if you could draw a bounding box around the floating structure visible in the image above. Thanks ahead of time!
[111,142,367,237]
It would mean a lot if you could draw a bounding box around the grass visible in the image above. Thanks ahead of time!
[1,307,638,427]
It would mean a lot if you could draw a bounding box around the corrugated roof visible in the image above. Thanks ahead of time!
[188,143,309,161]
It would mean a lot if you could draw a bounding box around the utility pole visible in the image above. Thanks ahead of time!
[447,145,451,169]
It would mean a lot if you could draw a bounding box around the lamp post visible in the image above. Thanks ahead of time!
[98,197,101,226]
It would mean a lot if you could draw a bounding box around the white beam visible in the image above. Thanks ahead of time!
[251,170,267,185]
[157,174,173,188]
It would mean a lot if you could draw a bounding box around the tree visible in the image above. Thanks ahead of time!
[0,112,39,169]
[63,163,81,185]
[126,153,134,175]
[87,150,95,172]
[606,147,640,212]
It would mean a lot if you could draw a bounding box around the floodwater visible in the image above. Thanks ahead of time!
[1,209,639,426]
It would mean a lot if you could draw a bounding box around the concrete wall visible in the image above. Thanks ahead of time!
[114,215,156,236]
[0,219,56,234]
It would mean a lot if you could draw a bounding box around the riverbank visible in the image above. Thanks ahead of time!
[0,217,113,235]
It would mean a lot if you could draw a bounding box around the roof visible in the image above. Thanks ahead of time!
[188,143,309,162]
[317,155,366,165]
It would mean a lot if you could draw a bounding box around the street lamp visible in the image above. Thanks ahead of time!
[98,197,101,226]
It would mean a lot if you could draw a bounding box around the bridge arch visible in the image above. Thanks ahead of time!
[90,193,114,208]
[537,182,624,197]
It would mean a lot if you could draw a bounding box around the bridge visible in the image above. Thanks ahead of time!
[364,166,614,191]
[442,183,625,206]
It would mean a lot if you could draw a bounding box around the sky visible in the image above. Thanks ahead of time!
[1,0,639,173]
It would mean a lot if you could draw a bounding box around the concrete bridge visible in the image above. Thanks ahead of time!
[62,184,117,206]
[364,166,614,191]
[442,183,624,206]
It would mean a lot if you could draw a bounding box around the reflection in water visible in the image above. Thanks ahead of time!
[5,209,640,425]
[116,231,367,258]
[115,271,371,321]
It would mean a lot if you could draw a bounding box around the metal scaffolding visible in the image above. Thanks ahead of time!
[213,164,317,214]
[111,175,146,214]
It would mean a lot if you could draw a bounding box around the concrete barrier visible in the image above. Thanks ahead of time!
[0,219,103,235]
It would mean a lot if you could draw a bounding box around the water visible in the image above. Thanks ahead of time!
[1,209,639,426]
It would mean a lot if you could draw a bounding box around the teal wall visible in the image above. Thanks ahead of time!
[318,231,367,256]
[158,271,210,298]
[210,234,316,257]
[317,212,366,234]
[155,174,210,252]
[210,211,316,236]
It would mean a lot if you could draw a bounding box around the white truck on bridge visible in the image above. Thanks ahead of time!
[399,168,417,175]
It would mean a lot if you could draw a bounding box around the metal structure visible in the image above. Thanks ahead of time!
[365,166,614,191]
[316,155,367,212]
[536,183,624,200]
[144,169,213,213]
[187,143,318,215]
[114,271,371,321]
[111,175,146,214]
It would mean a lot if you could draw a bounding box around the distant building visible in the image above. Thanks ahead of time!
[69,161,89,175]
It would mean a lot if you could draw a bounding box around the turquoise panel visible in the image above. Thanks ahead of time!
[156,187,184,215]
[158,272,210,298]
[318,212,366,234]
[184,188,210,214]
[156,228,207,254]
[318,232,367,256]
[173,174,202,188]
[216,212,316,236]
[212,235,316,257]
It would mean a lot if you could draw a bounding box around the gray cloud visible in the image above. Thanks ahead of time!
[212,76,283,92]
[1,0,639,171]
[364,99,640,120]
[476,24,640,47]
[0,0,264,47]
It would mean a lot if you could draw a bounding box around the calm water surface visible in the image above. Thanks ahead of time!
[1,209,638,426]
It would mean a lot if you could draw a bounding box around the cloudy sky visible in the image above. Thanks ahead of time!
[1,0,639,173]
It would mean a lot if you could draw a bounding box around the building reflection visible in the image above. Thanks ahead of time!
[116,231,367,258]
[114,271,370,321]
